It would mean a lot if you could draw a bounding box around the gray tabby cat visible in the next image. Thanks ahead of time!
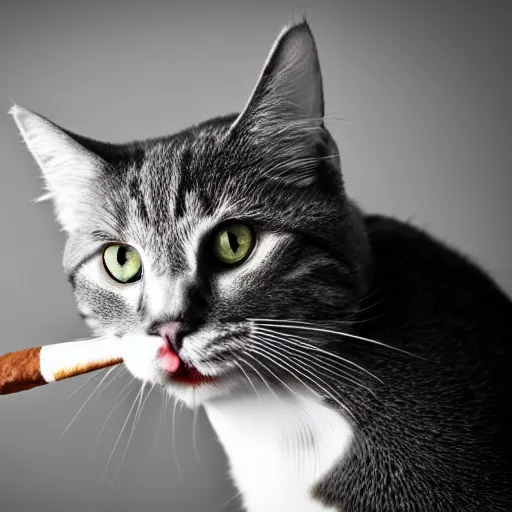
[10,20,512,512]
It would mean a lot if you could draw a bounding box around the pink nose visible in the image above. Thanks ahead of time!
[159,322,182,352]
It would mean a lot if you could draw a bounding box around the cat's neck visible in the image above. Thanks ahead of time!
[203,386,353,512]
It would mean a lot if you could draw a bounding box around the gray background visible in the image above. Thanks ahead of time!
[0,1,511,511]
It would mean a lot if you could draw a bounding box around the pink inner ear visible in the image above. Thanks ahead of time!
[158,345,181,373]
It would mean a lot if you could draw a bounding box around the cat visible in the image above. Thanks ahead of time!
[10,19,512,512]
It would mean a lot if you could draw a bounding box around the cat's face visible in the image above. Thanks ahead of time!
[11,22,368,407]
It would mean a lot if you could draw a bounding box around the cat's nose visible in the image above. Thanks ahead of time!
[148,317,202,352]
[158,322,190,353]
[159,322,183,352]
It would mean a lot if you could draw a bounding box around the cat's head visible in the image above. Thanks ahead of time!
[11,21,370,407]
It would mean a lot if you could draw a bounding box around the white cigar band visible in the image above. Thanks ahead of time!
[39,337,123,383]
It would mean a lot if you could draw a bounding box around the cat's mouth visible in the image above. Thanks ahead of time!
[157,344,215,387]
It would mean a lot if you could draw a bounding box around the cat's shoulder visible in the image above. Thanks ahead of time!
[363,213,510,302]
[364,213,478,267]
[364,213,451,249]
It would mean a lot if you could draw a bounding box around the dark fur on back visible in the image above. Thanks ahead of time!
[314,215,512,510]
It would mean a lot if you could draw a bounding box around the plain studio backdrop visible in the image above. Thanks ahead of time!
[0,1,511,511]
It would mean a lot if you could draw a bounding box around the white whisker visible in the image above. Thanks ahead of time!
[254,326,383,383]
[237,351,278,401]
[253,330,376,396]
[94,377,136,449]
[95,365,126,402]
[103,381,145,483]
[153,387,166,454]
[255,328,365,381]
[248,337,356,422]
[242,350,310,415]
[215,490,243,512]
[171,395,183,476]
[113,381,155,482]
[59,366,118,442]
[193,406,201,462]
[232,359,262,402]
[250,320,420,359]
[65,369,106,402]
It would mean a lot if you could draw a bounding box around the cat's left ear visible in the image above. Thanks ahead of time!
[9,105,106,234]
[230,20,329,186]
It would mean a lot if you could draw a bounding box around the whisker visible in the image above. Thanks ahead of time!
[253,326,383,383]
[247,340,356,422]
[342,311,386,326]
[250,320,423,359]
[254,328,365,379]
[192,407,201,462]
[323,114,350,125]
[153,387,166,454]
[249,335,357,416]
[232,359,262,402]
[215,490,242,512]
[95,365,126,402]
[171,394,183,476]
[250,317,353,325]
[59,366,118,442]
[133,381,154,431]
[94,377,136,449]
[66,369,106,402]
[252,331,376,396]
[237,352,279,400]
[249,343,354,422]
[352,295,384,319]
[113,381,155,482]
[103,381,145,483]
[242,350,310,414]
[253,338,360,410]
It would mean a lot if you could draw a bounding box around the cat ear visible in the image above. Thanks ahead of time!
[233,20,324,130]
[9,105,106,234]
[230,20,327,185]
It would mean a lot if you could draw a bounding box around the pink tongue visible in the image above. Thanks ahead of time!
[159,346,181,373]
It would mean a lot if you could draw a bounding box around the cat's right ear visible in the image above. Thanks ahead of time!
[9,105,106,234]
[231,20,324,132]
[228,20,328,186]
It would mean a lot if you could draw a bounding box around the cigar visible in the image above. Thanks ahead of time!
[0,338,123,395]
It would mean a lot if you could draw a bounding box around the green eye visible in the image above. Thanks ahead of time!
[103,244,142,283]
[213,223,253,265]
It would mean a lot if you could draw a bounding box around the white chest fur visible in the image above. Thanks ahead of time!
[204,388,353,512]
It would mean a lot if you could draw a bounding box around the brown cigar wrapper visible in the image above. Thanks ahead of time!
[0,346,123,396]
[0,347,46,395]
